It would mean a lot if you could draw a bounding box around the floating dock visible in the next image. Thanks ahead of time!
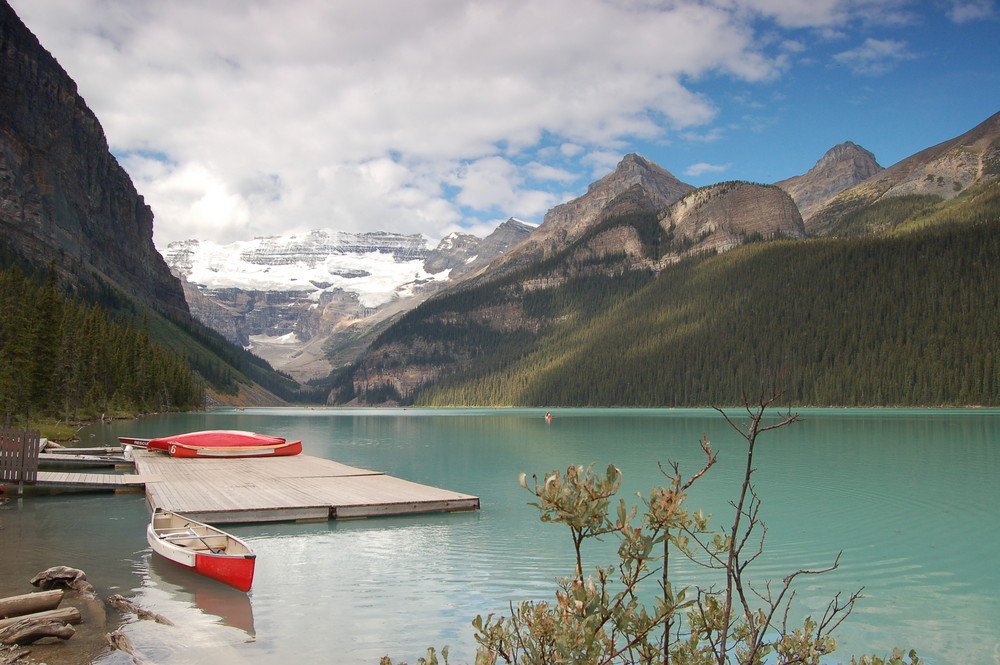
[132,449,479,524]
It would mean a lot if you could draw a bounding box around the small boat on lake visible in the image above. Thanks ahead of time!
[120,430,301,458]
[147,509,256,592]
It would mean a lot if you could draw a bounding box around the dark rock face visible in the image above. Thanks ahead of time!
[0,1,187,316]
[775,141,883,224]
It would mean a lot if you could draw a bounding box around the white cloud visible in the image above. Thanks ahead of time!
[684,162,731,177]
[583,151,627,179]
[833,37,915,75]
[525,163,579,184]
[682,128,726,143]
[947,0,995,22]
[5,0,979,248]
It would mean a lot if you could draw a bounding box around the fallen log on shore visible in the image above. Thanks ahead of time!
[0,590,64,619]
[0,607,82,631]
[0,617,75,646]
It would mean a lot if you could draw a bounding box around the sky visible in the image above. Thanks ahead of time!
[8,0,1000,250]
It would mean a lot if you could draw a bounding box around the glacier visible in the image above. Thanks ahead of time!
[165,230,449,308]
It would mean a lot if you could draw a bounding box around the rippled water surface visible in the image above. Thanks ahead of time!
[2,408,997,664]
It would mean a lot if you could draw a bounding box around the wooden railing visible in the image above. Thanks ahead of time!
[0,428,41,488]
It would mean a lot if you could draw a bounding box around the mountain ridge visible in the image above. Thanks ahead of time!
[486,153,695,274]
[331,110,1000,406]
[808,110,1000,234]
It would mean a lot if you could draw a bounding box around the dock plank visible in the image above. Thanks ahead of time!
[34,471,150,489]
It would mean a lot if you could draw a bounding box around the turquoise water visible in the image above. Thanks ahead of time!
[2,408,998,664]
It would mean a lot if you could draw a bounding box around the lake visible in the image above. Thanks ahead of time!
[1,407,997,664]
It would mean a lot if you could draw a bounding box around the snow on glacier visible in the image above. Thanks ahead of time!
[176,235,447,309]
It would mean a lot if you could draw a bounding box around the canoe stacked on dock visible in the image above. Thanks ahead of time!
[120,430,302,459]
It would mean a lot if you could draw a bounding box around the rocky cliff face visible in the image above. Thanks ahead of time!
[0,1,188,316]
[527,178,805,282]
[493,154,694,272]
[808,111,1000,235]
[424,218,534,276]
[660,182,806,253]
[776,141,883,223]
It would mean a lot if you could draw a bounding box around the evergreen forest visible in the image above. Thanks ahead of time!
[345,180,1000,407]
[0,251,322,427]
[0,264,203,424]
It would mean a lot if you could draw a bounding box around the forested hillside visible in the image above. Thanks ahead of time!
[336,180,1000,407]
[0,263,203,423]
[0,247,321,426]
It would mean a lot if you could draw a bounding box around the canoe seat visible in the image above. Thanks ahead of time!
[159,530,200,541]
[156,528,225,553]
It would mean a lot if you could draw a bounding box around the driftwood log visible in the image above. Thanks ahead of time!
[0,590,64,619]
[29,566,96,598]
[108,594,174,626]
[0,607,81,631]
[0,616,75,646]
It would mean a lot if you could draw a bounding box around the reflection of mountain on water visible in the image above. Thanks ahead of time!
[146,554,256,637]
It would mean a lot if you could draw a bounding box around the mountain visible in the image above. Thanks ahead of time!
[332,112,1000,407]
[775,141,883,224]
[0,0,298,411]
[424,218,535,276]
[486,154,695,275]
[808,110,1000,235]
[0,2,187,318]
[164,220,533,381]
[334,174,806,405]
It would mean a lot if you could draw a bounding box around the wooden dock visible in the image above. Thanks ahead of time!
[133,449,479,523]
[32,471,151,491]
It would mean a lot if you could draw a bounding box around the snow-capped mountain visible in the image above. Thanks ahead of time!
[162,221,534,382]
[164,230,444,309]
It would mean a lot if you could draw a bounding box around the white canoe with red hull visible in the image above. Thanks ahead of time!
[147,509,256,592]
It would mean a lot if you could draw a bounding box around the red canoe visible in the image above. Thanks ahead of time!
[167,439,303,458]
[147,509,255,592]
[145,430,286,452]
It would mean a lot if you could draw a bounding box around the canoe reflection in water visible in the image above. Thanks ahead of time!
[145,553,256,637]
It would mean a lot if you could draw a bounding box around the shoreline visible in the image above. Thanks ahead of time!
[0,556,122,665]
